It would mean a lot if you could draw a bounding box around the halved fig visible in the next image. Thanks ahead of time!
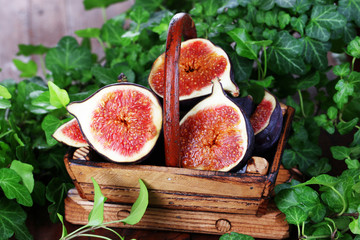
[179,78,254,172]
[66,83,163,163]
[148,38,239,102]
[52,118,88,148]
[250,90,283,153]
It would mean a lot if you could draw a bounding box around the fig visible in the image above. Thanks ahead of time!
[179,78,254,172]
[250,90,283,153]
[66,83,163,163]
[148,38,239,102]
[232,95,255,118]
[52,118,88,148]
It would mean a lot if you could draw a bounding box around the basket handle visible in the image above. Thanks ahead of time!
[164,13,197,167]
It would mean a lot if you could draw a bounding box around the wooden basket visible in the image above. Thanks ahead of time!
[64,13,295,238]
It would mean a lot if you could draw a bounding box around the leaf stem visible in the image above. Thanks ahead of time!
[0,129,13,139]
[297,223,301,239]
[329,186,347,216]
[262,46,268,80]
[39,55,47,79]
[298,89,306,118]
[351,57,356,72]
[13,133,25,147]
[101,7,107,23]
[62,224,91,239]
[96,37,106,52]
[76,234,113,240]
[102,226,124,240]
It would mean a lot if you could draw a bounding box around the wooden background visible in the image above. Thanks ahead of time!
[0,0,134,82]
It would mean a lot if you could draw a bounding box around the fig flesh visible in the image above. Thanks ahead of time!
[148,38,239,102]
[67,83,163,163]
[250,90,283,153]
[52,118,88,148]
[179,78,254,172]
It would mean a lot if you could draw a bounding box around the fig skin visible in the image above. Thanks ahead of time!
[251,90,283,153]
[231,95,255,118]
[66,83,163,164]
[148,38,239,103]
[179,78,254,172]
[52,118,89,148]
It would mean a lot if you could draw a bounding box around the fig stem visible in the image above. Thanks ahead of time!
[163,13,197,167]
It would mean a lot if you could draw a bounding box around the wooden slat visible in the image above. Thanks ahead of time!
[77,182,264,215]
[66,159,267,198]
[0,0,30,81]
[65,188,289,239]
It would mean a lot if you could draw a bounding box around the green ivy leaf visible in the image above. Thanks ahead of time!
[314,114,335,134]
[227,28,260,60]
[92,64,135,85]
[333,79,354,109]
[267,31,306,75]
[295,174,339,188]
[75,28,100,38]
[337,117,359,134]
[306,5,347,41]
[292,0,312,14]
[345,158,360,169]
[12,59,38,78]
[338,0,360,27]
[347,36,360,58]
[333,63,351,77]
[10,160,34,193]
[46,177,73,222]
[327,106,338,120]
[301,37,331,70]
[41,114,63,146]
[100,16,126,46]
[281,149,299,169]
[227,52,253,83]
[0,168,32,207]
[45,36,92,75]
[30,91,57,114]
[0,85,12,99]
[48,81,70,108]
[17,44,49,56]
[331,146,352,160]
[309,203,327,223]
[250,76,274,88]
[297,71,320,90]
[275,0,296,8]
[131,0,162,12]
[88,178,107,226]
[284,206,308,225]
[203,0,221,17]
[306,158,331,178]
[220,232,255,240]
[83,0,126,10]
[121,179,148,225]
[57,213,68,238]
[291,15,308,36]
[275,188,298,212]
[130,7,150,25]
[0,198,32,240]
[350,218,360,234]
[321,186,344,212]
[278,11,291,29]
[258,0,275,11]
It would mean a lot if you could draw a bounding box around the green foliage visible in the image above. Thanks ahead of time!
[0,0,359,239]
[219,232,255,240]
[58,178,149,240]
